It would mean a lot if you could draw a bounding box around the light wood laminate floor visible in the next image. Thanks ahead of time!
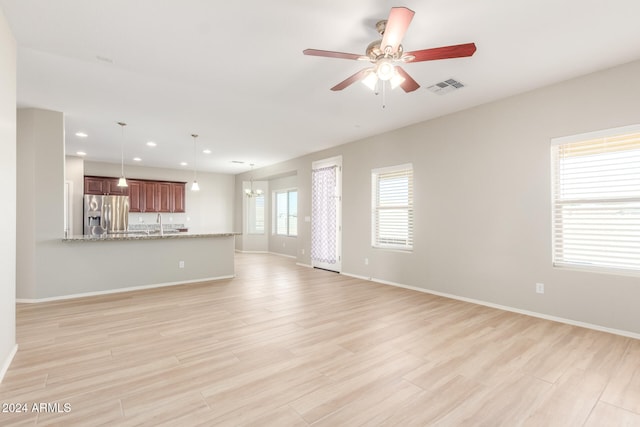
[1,253,639,426]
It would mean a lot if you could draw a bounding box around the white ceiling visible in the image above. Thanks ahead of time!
[2,0,640,174]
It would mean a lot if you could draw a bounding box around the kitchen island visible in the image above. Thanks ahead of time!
[18,232,239,302]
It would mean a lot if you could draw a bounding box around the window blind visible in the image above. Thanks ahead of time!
[551,130,640,273]
[372,165,413,250]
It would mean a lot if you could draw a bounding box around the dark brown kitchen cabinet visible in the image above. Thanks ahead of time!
[84,176,186,213]
[142,181,159,212]
[84,176,126,195]
[104,178,127,196]
[156,182,185,213]
[84,176,106,195]
[172,183,185,213]
[127,180,143,212]
[157,182,172,212]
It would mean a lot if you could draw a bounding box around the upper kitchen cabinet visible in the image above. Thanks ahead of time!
[140,181,158,213]
[85,176,186,213]
[172,183,185,213]
[157,182,172,212]
[84,176,106,195]
[128,180,143,212]
[128,180,185,213]
[156,182,186,213]
[105,178,127,196]
[84,176,127,196]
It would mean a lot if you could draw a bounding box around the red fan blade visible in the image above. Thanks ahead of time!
[303,49,363,60]
[394,66,420,92]
[380,7,415,55]
[330,69,370,91]
[405,43,477,63]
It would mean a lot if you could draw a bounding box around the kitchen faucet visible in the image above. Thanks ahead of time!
[157,212,163,236]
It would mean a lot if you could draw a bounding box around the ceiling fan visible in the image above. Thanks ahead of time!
[303,7,476,93]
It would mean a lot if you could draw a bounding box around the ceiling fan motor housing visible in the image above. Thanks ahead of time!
[366,40,404,62]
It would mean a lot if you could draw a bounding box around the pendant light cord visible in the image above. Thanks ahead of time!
[192,134,198,182]
[118,122,126,176]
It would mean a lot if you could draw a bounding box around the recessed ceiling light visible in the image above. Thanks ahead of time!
[203,149,212,154]
[76,151,87,156]
[180,162,188,166]
[133,157,142,162]
[146,141,157,147]
[75,132,88,138]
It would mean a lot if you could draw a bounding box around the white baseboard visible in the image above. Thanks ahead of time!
[16,275,235,304]
[341,272,640,340]
[235,250,269,254]
[296,262,312,268]
[0,344,18,383]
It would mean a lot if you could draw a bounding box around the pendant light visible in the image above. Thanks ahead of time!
[244,163,263,197]
[191,134,200,191]
[116,122,128,187]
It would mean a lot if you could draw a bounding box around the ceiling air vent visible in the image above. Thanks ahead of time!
[427,78,465,95]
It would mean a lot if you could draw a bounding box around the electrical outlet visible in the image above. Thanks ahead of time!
[179,261,184,269]
[301,248,305,255]
[536,283,544,294]
[364,258,369,265]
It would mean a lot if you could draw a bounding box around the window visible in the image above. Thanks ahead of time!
[274,189,297,236]
[372,164,413,250]
[247,193,265,234]
[551,126,640,274]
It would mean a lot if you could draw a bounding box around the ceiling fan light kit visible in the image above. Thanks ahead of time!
[303,7,476,94]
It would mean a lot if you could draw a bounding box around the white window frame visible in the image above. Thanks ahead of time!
[551,124,640,275]
[273,188,298,237]
[371,163,414,251]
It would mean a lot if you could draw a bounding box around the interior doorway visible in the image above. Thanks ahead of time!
[311,156,342,272]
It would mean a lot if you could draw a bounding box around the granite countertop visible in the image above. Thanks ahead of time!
[62,231,239,242]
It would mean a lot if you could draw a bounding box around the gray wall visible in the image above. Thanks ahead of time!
[16,108,65,300]
[0,7,16,381]
[235,59,640,335]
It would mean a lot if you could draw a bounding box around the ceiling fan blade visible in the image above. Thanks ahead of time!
[394,66,420,92]
[303,49,363,60]
[405,43,477,62]
[330,69,370,91]
[380,7,415,55]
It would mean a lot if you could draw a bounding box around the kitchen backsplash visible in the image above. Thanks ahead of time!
[128,212,189,231]
[128,223,186,231]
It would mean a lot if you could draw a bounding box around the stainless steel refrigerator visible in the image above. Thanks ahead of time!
[83,195,130,235]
